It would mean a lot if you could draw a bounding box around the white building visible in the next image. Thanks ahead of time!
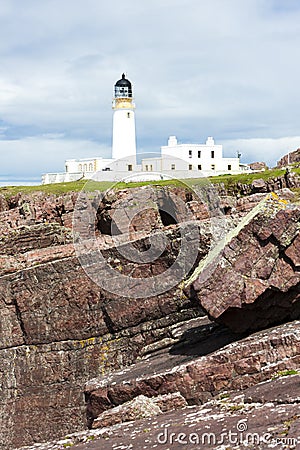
[42,74,250,184]
[141,135,245,177]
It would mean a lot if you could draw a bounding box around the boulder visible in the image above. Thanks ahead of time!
[248,161,268,171]
[185,193,300,333]
[250,178,267,192]
[91,394,162,429]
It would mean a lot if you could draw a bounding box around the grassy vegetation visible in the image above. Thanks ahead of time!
[0,180,114,197]
[208,167,290,187]
[271,369,299,380]
[0,177,205,197]
[1,166,299,197]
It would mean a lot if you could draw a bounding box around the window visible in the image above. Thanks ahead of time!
[150,165,153,171]
[198,164,202,170]
[171,164,176,170]
[78,164,82,172]
[127,112,130,118]
[211,164,215,170]
[89,163,93,172]
[188,150,192,158]
[198,150,201,158]
[228,164,232,171]
[211,150,215,158]
[128,164,133,171]
[83,164,87,172]
[189,164,193,170]
[145,165,148,171]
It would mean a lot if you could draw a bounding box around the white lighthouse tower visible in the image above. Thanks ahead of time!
[112,73,137,161]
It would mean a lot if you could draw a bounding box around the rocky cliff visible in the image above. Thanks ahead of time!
[17,320,300,450]
[0,185,214,448]
[186,193,300,333]
[1,183,300,449]
[216,169,300,197]
[277,147,300,168]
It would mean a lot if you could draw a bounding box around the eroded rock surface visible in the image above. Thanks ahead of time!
[1,185,300,449]
[186,194,300,332]
[16,335,300,450]
[84,320,300,429]
[277,147,300,167]
[0,186,215,449]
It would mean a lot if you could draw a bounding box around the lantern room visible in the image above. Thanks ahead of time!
[114,73,133,98]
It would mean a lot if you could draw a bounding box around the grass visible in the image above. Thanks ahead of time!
[228,404,244,411]
[219,392,230,400]
[0,180,114,197]
[208,167,294,188]
[271,369,299,380]
[1,167,299,198]
[0,177,206,197]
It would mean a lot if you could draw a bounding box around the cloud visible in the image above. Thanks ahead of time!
[0,0,300,179]
[223,136,300,167]
[0,136,111,177]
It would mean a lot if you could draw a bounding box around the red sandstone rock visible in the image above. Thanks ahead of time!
[15,372,300,450]
[84,320,300,428]
[2,185,300,450]
[186,195,300,333]
[248,161,268,171]
[250,178,267,192]
[0,214,208,448]
[277,147,300,167]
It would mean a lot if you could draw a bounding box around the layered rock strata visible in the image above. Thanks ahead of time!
[84,320,300,430]
[186,193,300,332]
[1,185,299,449]
[0,185,215,449]
[18,373,300,450]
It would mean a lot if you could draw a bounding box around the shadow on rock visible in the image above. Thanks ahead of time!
[169,321,246,358]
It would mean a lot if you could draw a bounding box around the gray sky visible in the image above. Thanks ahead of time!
[0,0,300,179]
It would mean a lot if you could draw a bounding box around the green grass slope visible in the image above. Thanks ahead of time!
[1,167,299,198]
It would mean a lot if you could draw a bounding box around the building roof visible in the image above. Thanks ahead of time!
[115,73,132,88]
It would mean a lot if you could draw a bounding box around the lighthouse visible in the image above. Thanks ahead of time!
[112,73,137,161]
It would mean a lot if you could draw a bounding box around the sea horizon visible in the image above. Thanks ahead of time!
[0,176,41,187]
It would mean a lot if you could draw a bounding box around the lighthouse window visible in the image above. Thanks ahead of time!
[228,164,232,171]
[198,150,201,158]
[211,150,215,158]
[128,164,133,171]
[211,164,215,170]
[83,164,87,172]
[89,163,93,172]
[127,112,130,118]
[198,164,202,170]
[171,164,176,170]
[79,164,82,172]
[188,150,192,158]
[189,164,193,170]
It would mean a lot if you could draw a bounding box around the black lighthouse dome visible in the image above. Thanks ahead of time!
[114,73,132,98]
